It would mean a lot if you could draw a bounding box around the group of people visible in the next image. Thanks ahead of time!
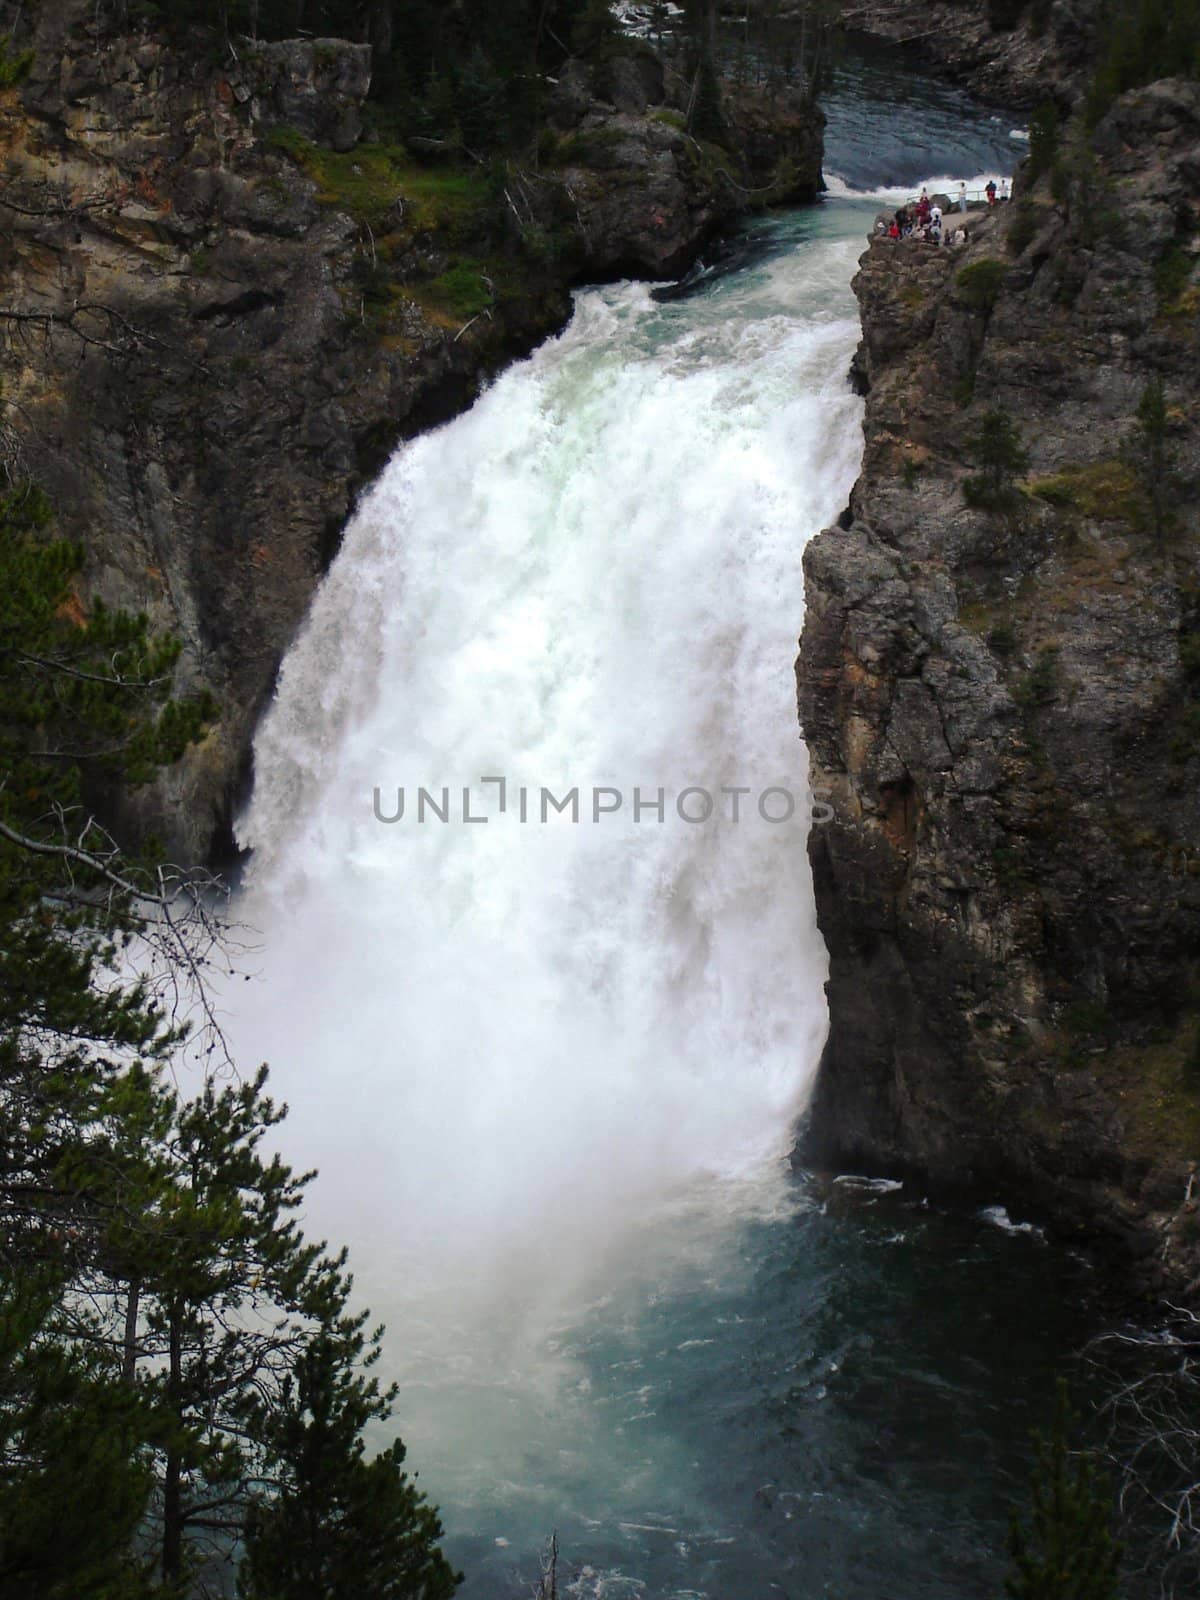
[876,178,1009,247]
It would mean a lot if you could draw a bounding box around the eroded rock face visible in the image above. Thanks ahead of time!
[0,2,822,862]
[546,54,823,278]
[839,0,1102,109]
[797,82,1200,1292]
[245,39,373,152]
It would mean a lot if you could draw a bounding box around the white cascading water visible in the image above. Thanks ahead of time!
[225,210,871,1527]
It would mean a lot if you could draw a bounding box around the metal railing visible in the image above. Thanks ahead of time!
[901,188,1009,209]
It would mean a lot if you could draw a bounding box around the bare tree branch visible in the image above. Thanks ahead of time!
[1087,1307,1200,1599]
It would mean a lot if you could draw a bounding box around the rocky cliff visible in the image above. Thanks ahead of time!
[0,1,822,860]
[841,0,1101,109]
[797,81,1200,1292]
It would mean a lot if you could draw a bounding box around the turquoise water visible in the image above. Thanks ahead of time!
[441,1183,1095,1598]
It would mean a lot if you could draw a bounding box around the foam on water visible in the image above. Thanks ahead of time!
[822,168,1012,204]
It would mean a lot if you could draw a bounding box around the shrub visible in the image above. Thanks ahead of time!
[1007,201,1041,256]
[953,373,976,409]
[1155,243,1195,311]
[988,623,1019,658]
[1050,141,1122,249]
[955,258,1008,314]
[1015,646,1061,708]
[1186,1022,1200,1088]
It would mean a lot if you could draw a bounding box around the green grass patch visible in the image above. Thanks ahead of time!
[267,127,489,233]
[0,34,33,87]
[1026,458,1141,522]
[1095,1015,1200,1163]
[413,261,494,324]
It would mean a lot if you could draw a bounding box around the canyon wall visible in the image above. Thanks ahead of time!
[0,1,822,860]
[798,80,1200,1292]
[839,0,1099,107]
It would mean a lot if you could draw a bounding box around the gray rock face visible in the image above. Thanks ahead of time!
[242,39,372,152]
[844,0,1103,109]
[797,83,1200,1291]
[0,2,822,863]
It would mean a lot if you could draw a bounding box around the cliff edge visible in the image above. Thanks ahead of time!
[798,81,1200,1293]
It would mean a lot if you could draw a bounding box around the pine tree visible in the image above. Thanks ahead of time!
[0,1273,156,1600]
[240,1327,461,1600]
[689,53,727,145]
[1027,101,1060,182]
[1005,1385,1121,1600]
[0,479,457,1596]
[0,481,216,1588]
[72,1064,342,1589]
[965,408,1029,509]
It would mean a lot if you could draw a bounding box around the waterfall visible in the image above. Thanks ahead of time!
[225,216,868,1532]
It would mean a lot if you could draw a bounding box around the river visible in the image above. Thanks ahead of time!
[223,41,1096,1600]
